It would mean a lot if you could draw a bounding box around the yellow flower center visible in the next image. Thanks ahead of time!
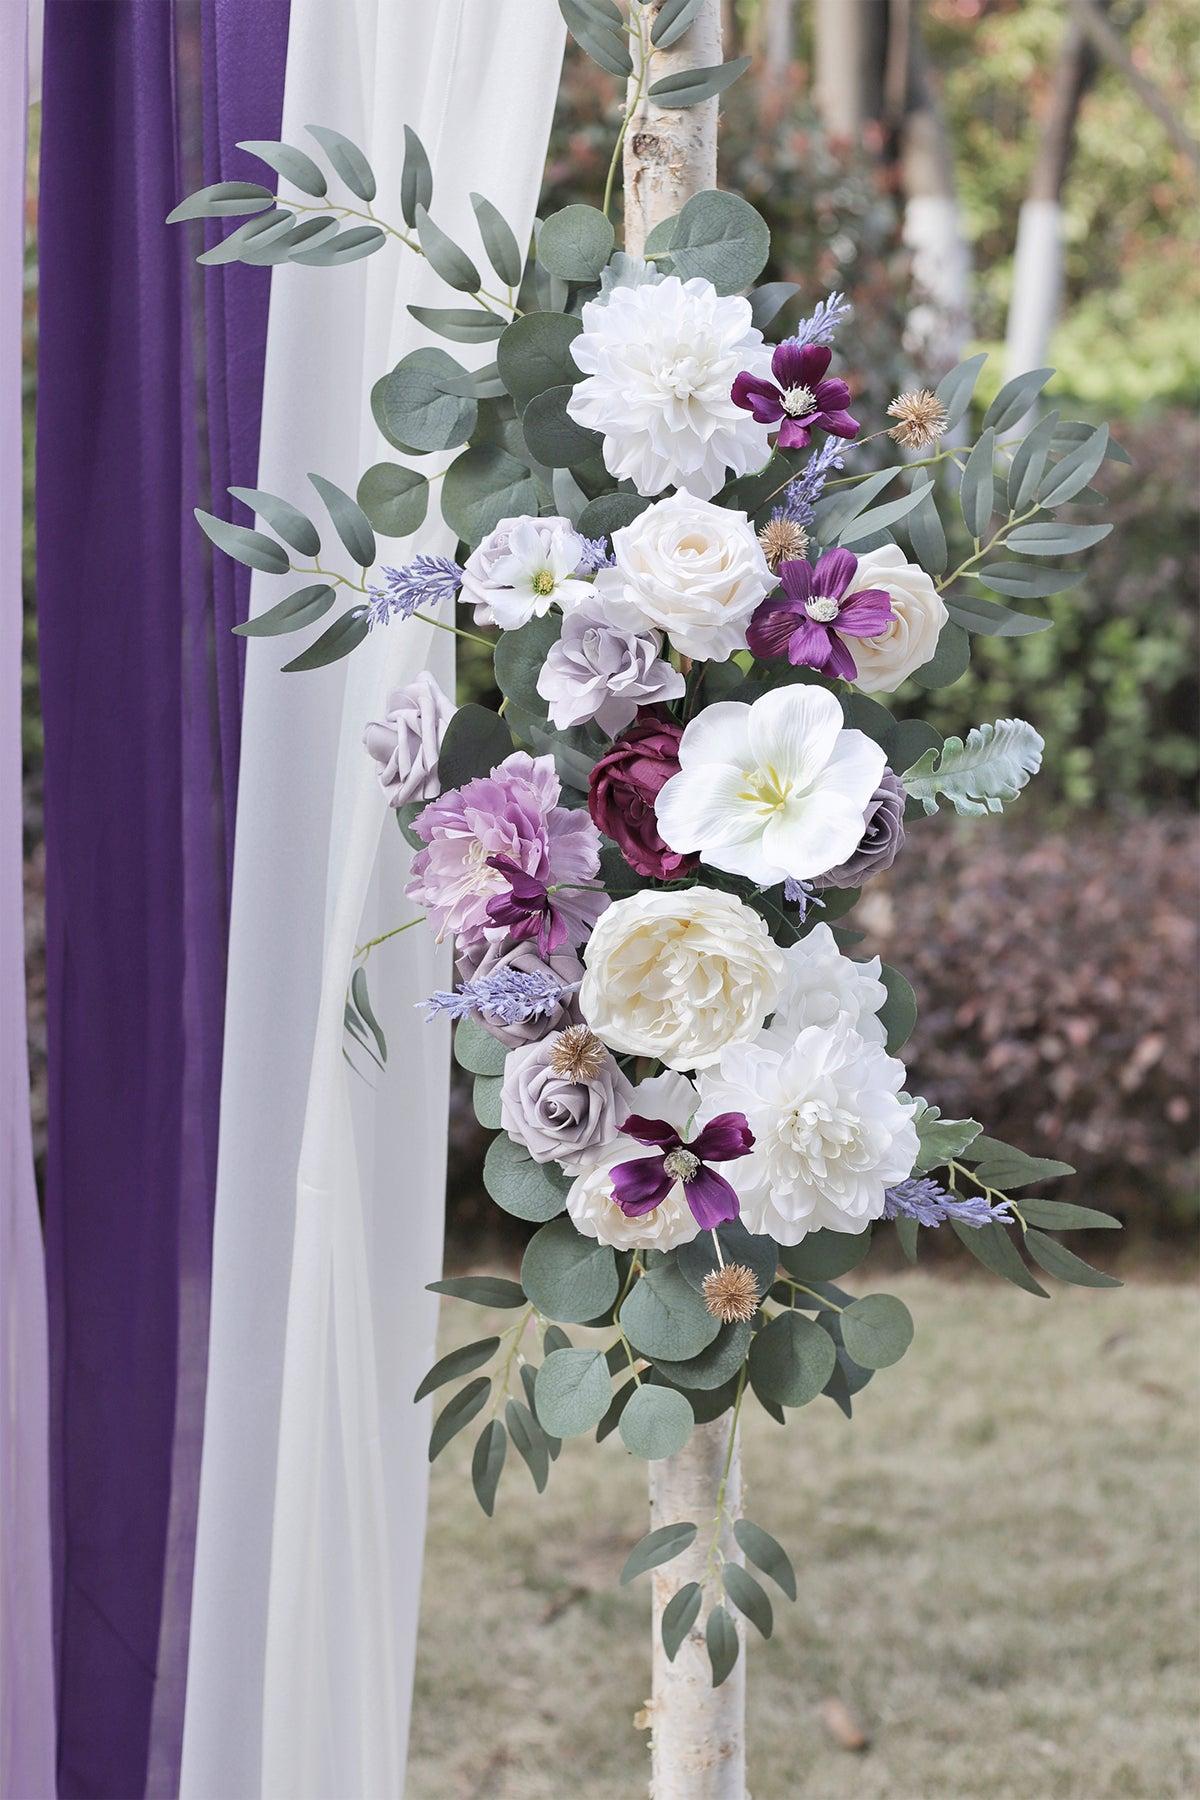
[739,764,794,815]
[532,569,556,597]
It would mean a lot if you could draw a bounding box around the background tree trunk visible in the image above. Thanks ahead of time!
[813,0,887,141]
[623,7,747,1794]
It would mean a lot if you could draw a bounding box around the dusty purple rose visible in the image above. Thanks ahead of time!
[731,342,859,451]
[536,603,684,735]
[500,1028,633,1172]
[587,712,698,881]
[406,751,606,948]
[454,938,584,1049]
[810,768,907,891]
[362,672,455,806]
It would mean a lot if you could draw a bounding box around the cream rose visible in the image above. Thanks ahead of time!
[566,1072,702,1252]
[594,493,775,663]
[838,543,949,693]
[579,886,784,1071]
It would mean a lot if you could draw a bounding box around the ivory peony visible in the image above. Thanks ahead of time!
[566,1072,704,1252]
[579,887,784,1071]
[594,493,775,663]
[761,924,888,1049]
[836,543,949,693]
[566,276,773,498]
[654,685,886,887]
[697,1022,918,1244]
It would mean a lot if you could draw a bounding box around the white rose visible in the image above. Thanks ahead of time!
[595,493,774,663]
[761,924,887,1049]
[566,1072,702,1252]
[579,886,784,1071]
[697,1022,918,1245]
[839,543,949,694]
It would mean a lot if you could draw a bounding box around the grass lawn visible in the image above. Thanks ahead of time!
[408,1272,1199,1800]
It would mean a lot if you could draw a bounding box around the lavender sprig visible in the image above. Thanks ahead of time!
[367,555,463,627]
[787,289,852,351]
[576,535,613,574]
[779,437,846,529]
[884,1177,1013,1230]
[782,877,826,923]
[420,966,580,1026]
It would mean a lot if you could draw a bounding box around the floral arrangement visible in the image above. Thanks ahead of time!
[171,4,1122,1693]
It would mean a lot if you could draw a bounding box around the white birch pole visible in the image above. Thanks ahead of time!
[621,6,747,1795]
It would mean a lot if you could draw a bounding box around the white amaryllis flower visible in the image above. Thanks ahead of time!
[762,924,888,1049]
[579,886,784,1071]
[566,1072,702,1252]
[697,1022,918,1244]
[566,275,773,499]
[593,493,775,663]
[460,515,592,628]
[654,685,887,887]
[839,543,949,693]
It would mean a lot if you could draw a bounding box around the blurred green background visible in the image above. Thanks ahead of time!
[20,0,1199,1252]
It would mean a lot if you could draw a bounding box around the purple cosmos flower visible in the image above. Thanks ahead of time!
[731,343,859,451]
[484,853,580,958]
[746,547,893,681]
[610,1112,755,1232]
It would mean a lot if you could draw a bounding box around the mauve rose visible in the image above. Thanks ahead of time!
[588,712,698,881]
[500,1029,633,1172]
[455,938,584,1049]
[810,768,907,891]
[362,672,455,806]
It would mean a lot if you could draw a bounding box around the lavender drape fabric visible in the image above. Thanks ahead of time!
[37,3,288,1793]
[2,1,56,1794]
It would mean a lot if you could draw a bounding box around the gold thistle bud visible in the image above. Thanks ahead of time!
[758,515,810,572]
[702,1263,760,1324]
[886,388,950,451]
[548,1024,607,1083]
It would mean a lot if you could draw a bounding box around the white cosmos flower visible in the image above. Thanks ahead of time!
[579,886,784,1071]
[761,924,888,1050]
[464,517,593,630]
[654,685,887,887]
[566,275,773,499]
[697,1022,918,1245]
[566,1072,702,1252]
[594,493,775,662]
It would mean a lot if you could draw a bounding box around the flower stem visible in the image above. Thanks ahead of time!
[287,199,522,316]
[778,1274,843,1313]
[603,6,651,224]
[412,608,495,649]
[354,914,426,960]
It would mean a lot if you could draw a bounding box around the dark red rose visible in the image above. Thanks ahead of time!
[587,711,699,881]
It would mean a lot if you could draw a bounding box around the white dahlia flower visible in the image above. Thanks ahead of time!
[594,493,775,662]
[566,1071,702,1252]
[566,275,773,499]
[762,924,888,1050]
[697,1022,918,1244]
[838,543,949,693]
[579,886,784,1071]
[654,685,886,887]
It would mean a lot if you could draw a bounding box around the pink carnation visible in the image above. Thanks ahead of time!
[406,751,607,948]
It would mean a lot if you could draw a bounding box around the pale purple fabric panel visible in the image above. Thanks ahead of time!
[1,0,56,1794]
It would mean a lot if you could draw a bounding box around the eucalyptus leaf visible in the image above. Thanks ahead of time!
[675,1222,777,1299]
[652,0,706,45]
[538,205,615,281]
[878,963,917,1052]
[496,312,583,409]
[1005,521,1112,556]
[483,1135,570,1224]
[964,1138,1075,1190]
[534,1347,612,1438]
[437,702,514,788]
[810,468,897,545]
[1024,1230,1121,1288]
[308,474,376,567]
[747,280,799,330]
[166,181,274,223]
[373,348,478,453]
[779,1227,872,1284]
[651,189,768,294]
[521,1217,618,1324]
[983,366,1053,434]
[521,385,599,469]
[305,124,376,201]
[288,224,386,266]
[901,718,1043,817]
[978,562,1085,599]
[959,429,996,539]
[748,1312,837,1408]
[649,57,752,108]
[472,1075,503,1129]
[194,209,296,266]
[414,1337,499,1403]
[621,1262,721,1361]
[618,1384,694,1461]
[356,463,429,537]
[948,592,1052,637]
[471,1420,507,1516]
[408,305,506,345]
[428,1376,490,1461]
[471,192,525,288]
[494,613,561,717]
[233,583,336,639]
[1052,419,1129,464]
[733,1520,796,1601]
[505,1399,550,1492]
[838,478,933,548]
[934,352,987,431]
[661,1583,703,1661]
[558,0,633,77]
[400,126,433,227]
[227,486,320,556]
[1039,423,1111,507]
[650,1322,753,1392]
[722,1564,772,1639]
[576,492,651,537]
[442,443,540,547]
[1006,409,1060,514]
[427,1274,527,1308]
[619,1521,698,1585]
[596,1376,638,1443]
[453,1015,507,1077]
[906,484,948,577]
[706,1605,740,1687]
[350,965,386,1063]
[236,139,327,196]
[950,1219,1047,1297]
[1016,1198,1120,1231]
[194,508,290,574]
[840,1294,913,1369]
[415,204,482,294]
[909,618,970,690]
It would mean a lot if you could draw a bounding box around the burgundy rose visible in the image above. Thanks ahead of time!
[587,711,699,881]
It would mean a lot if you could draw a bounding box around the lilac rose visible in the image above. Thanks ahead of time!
[810,768,907,891]
[362,672,455,806]
[536,603,685,735]
[500,1026,633,1172]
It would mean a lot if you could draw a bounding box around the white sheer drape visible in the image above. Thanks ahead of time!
[180,4,564,1794]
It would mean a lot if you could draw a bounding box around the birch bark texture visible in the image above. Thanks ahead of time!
[621,4,748,1795]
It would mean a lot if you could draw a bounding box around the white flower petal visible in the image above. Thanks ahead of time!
[746,683,844,789]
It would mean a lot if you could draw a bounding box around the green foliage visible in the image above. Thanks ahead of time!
[618,1383,694,1461]
[902,719,1045,818]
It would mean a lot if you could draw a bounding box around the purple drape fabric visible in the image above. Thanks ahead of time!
[2,2,57,1795]
[37,3,288,1794]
